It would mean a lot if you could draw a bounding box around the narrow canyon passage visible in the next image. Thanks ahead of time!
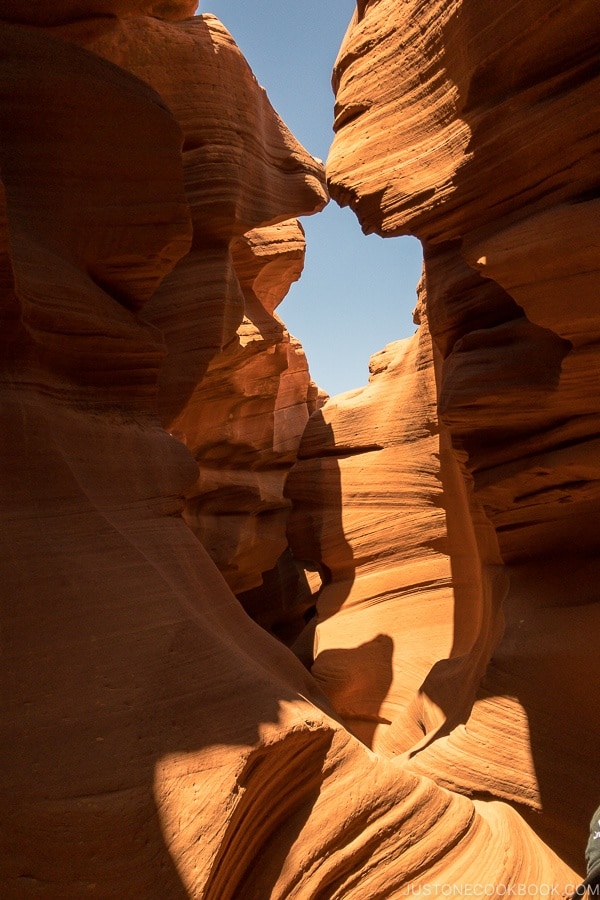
[1,1,598,897]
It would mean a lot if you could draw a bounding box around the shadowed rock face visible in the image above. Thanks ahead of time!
[0,2,592,897]
[0,0,198,24]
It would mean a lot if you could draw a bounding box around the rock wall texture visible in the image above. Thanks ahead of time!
[317,0,600,875]
[0,1,596,897]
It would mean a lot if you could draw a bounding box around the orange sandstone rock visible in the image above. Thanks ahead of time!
[52,12,329,599]
[327,0,600,873]
[0,4,586,898]
[0,0,198,25]
[179,221,324,595]
[286,303,505,757]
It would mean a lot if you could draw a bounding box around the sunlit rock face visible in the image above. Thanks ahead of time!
[317,0,600,871]
[0,3,585,898]
[286,300,507,759]
[52,13,327,601]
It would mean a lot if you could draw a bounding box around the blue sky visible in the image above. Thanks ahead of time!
[200,1,423,397]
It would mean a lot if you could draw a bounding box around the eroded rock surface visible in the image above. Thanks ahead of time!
[316,0,600,873]
[0,0,594,896]
[177,220,324,597]
[287,304,505,758]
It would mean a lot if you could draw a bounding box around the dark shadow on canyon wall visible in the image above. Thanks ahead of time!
[285,411,395,750]
[236,549,321,649]
[145,615,335,897]
[412,254,572,745]
[314,636,395,749]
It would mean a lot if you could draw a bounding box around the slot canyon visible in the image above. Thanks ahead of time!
[1,1,599,897]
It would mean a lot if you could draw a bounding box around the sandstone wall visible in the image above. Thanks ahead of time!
[317,0,600,871]
[0,1,594,896]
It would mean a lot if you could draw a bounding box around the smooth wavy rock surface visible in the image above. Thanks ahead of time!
[179,220,324,595]
[0,2,590,898]
[325,0,600,875]
[286,298,506,759]
[51,12,328,598]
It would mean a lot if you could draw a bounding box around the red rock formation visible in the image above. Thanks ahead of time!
[320,0,600,874]
[68,14,328,605]
[1,1,198,24]
[0,11,332,896]
[287,296,507,756]
[0,2,589,897]
[178,220,324,596]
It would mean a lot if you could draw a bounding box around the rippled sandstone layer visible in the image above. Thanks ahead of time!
[318,0,600,872]
[0,1,592,896]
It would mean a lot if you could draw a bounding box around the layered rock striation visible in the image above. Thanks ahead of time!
[314,0,600,872]
[0,0,595,896]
